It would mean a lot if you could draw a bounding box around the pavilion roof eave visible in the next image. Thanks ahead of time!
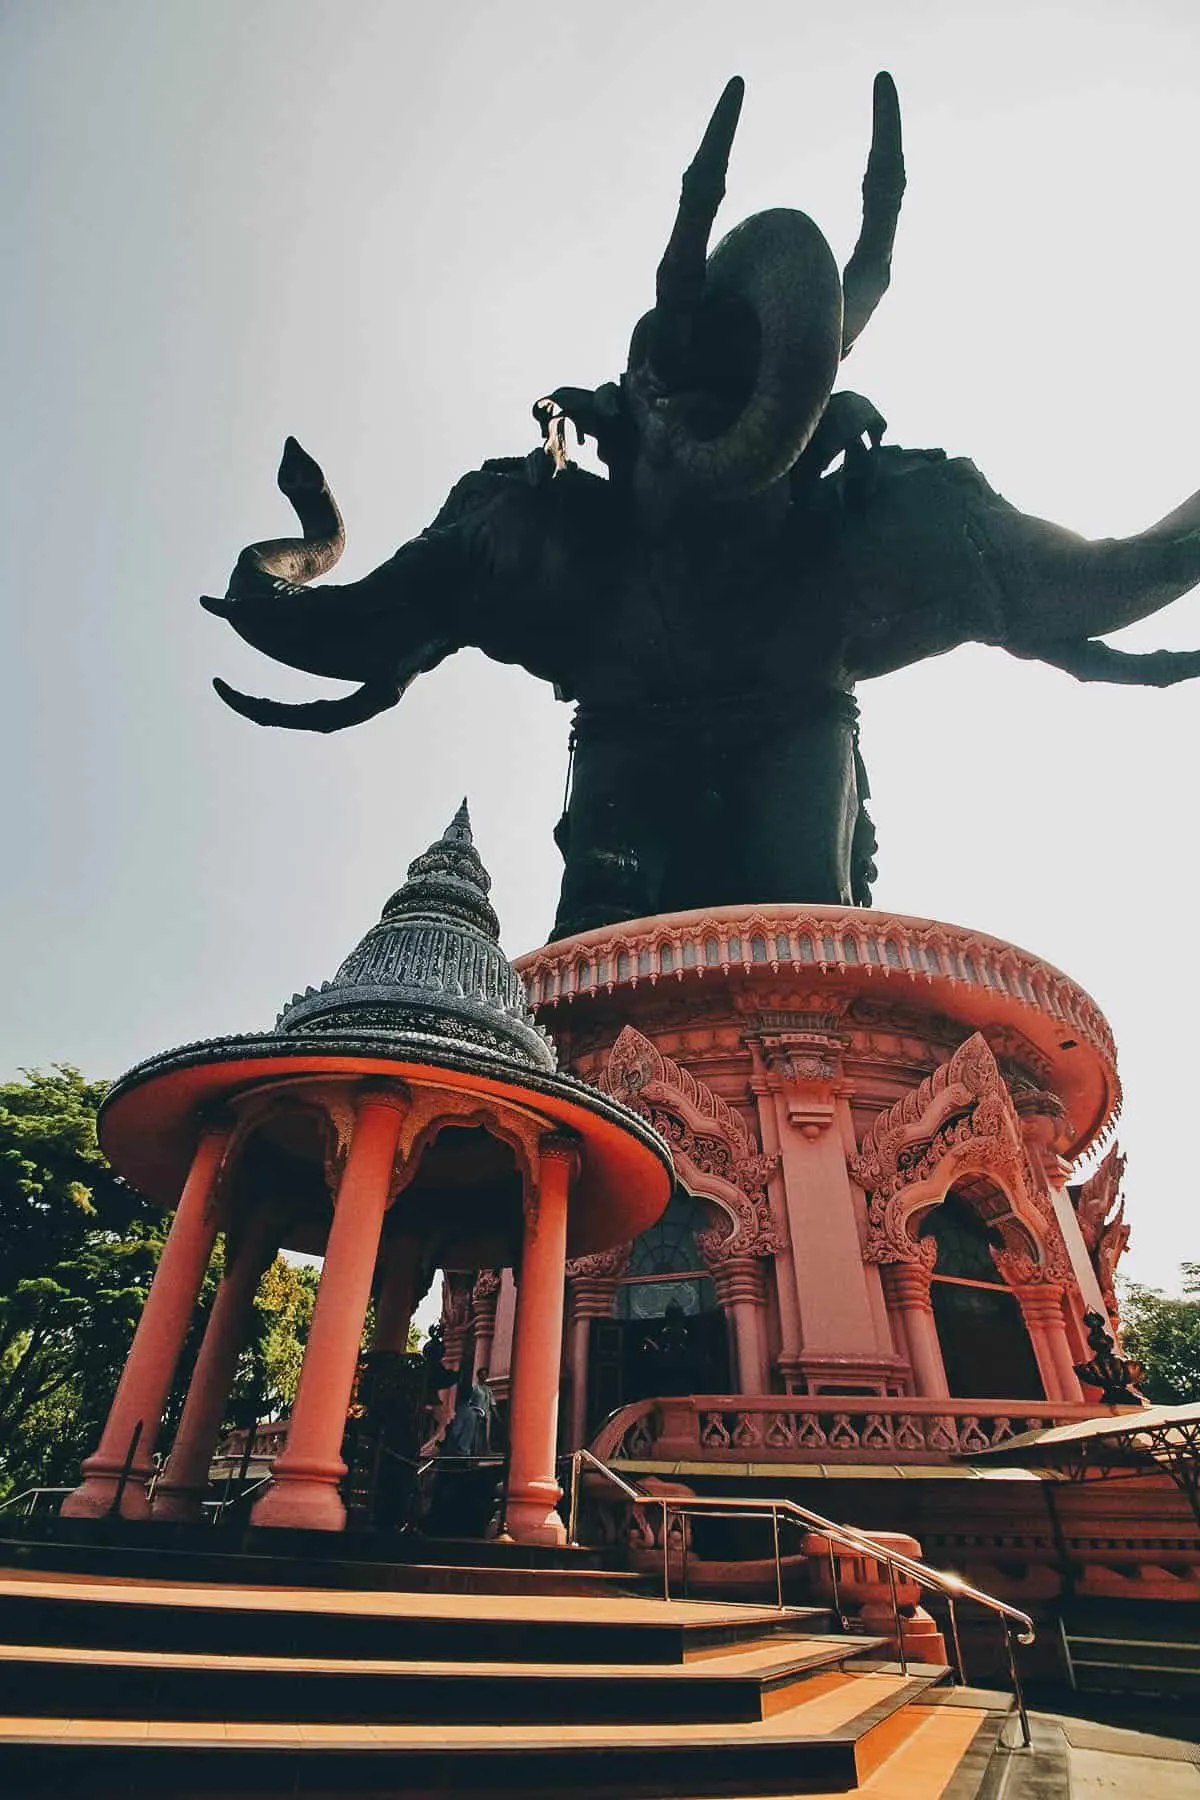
[97,1033,673,1259]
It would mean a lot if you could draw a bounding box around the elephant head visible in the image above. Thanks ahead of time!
[541,73,905,519]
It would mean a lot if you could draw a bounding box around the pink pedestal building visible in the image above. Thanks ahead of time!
[443,902,1134,1469]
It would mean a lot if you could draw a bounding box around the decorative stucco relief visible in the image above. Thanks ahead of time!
[595,1025,780,1261]
[850,1031,1072,1277]
[565,1243,633,1282]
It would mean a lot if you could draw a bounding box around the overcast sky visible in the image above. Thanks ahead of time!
[3,0,1198,1293]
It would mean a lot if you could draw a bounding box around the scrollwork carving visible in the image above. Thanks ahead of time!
[566,1243,633,1281]
[597,1024,781,1259]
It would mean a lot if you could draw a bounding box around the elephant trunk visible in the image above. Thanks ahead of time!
[992,484,1200,647]
[228,436,345,598]
[628,208,843,505]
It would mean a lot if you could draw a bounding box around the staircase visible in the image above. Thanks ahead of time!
[0,1564,1006,1797]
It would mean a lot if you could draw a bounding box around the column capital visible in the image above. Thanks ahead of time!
[880,1259,934,1313]
[569,1277,621,1323]
[354,1078,411,1117]
[710,1253,768,1310]
[539,1130,581,1169]
[1010,1281,1068,1321]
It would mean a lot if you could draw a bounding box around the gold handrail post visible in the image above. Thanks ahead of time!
[947,1593,966,1686]
[771,1504,783,1610]
[886,1557,908,1676]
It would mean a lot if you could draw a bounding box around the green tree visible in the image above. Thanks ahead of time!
[248,1257,321,1419]
[0,1066,164,1497]
[1119,1263,1200,1406]
[0,1068,325,1498]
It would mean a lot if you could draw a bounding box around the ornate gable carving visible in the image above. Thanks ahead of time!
[597,1025,780,1260]
[851,1032,1070,1277]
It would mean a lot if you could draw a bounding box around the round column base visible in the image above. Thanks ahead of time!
[60,1463,153,1520]
[149,1482,209,1523]
[506,1479,567,1546]
[249,1458,348,1531]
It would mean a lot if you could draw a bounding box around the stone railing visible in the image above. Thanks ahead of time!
[591,1394,1120,1465]
[514,903,1117,1072]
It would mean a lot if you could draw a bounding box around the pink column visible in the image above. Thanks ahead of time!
[748,1064,803,1381]
[62,1120,232,1519]
[441,1275,474,1382]
[470,1271,501,1379]
[151,1210,278,1521]
[251,1087,405,1531]
[767,1082,882,1377]
[1013,1284,1084,1403]
[880,1261,949,1399]
[505,1134,575,1545]
[710,1255,769,1394]
[564,1267,621,1450]
[372,1233,423,1352]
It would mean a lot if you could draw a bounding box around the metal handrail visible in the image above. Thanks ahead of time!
[205,1473,274,1522]
[566,1449,1034,1747]
[0,1486,71,1515]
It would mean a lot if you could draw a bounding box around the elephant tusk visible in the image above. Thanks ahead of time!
[649,76,745,385]
[211,676,402,733]
[842,72,906,356]
[1011,639,1200,688]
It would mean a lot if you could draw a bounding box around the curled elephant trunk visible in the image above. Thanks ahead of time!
[628,207,844,504]
[228,436,345,597]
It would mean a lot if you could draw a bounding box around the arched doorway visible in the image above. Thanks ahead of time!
[919,1192,1045,1401]
[587,1190,732,1429]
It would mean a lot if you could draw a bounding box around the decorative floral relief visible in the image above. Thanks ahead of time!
[596,1025,781,1261]
[565,1243,633,1281]
[853,1032,1068,1282]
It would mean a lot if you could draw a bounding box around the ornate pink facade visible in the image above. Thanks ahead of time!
[450,904,1134,1465]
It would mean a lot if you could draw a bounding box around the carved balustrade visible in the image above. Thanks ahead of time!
[591,1394,1122,1465]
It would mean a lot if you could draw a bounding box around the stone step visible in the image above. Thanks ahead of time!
[0,1670,958,1797]
[0,1635,885,1726]
[0,1572,832,1666]
[0,1524,650,1596]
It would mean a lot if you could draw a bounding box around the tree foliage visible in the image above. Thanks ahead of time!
[0,1067,321,1499]
[0,1066,164,1496]
[1119,1264,1200,1406]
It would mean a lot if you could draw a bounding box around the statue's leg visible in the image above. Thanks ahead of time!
[700,700,859,909]
[549,717,670,940]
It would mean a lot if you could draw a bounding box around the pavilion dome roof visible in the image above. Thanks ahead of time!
[274,801,556,1070]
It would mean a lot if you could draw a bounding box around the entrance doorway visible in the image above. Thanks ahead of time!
[585,1191,732,1436]
[919,1193,1044,1401]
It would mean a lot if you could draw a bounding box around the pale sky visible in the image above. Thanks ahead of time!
[3,0,1198,1293]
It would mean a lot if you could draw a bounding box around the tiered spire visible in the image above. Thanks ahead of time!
[275,803,555,1070]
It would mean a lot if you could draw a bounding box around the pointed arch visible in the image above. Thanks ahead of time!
[851,1033,1070,1279]
[596,1026,780,1259]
